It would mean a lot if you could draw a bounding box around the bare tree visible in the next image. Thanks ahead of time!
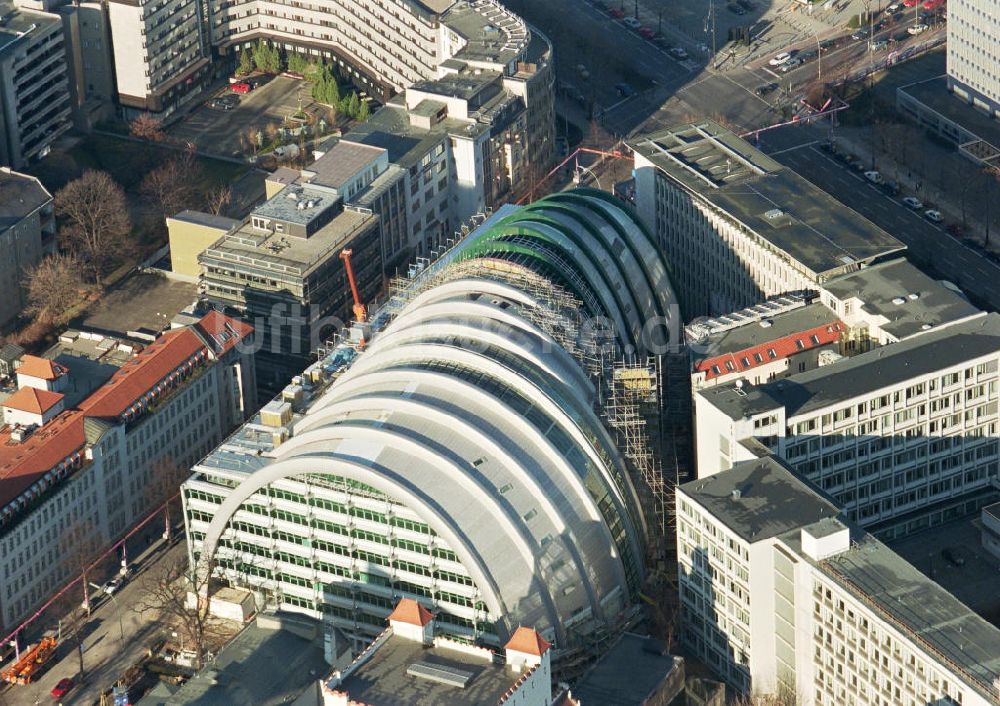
[144,456,191,541]
[56,171,132,287]
[204,186,233,216]
[133,556,217,669]
[129,113,167,142]
[59,517,105,616]
[22,253,94,323]
[140,150,204,224]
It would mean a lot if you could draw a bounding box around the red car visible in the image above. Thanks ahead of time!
[902,0,917,6]
[608,7,625,18]
[51,678,74,698]
[922,0,942,8]
[638,27,656,39]
[230,82,253,94]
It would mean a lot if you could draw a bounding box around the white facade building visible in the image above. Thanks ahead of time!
[677,456,1000,705]
[107,0,210,116]
[0,312,255,632]
[695,313,1000,539]
[947,0,1000,118]
[629,121,905,319]
[0,0,71,168]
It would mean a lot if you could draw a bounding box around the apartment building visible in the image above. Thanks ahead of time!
[0,0,71,168]
[0,167,54,327]
[59,1,117,130]
[198,186,381,397]
[629,121,905,319]
[107,0,211,116]
[0,312,255,632]
[695,312,1000,539]
[947,0,1000,118]
[676,456,1000,706]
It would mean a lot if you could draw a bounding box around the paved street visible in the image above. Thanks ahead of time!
[2,540,185,706]
[757,126,1000,311]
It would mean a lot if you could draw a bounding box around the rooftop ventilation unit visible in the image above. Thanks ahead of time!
[406,662,474,688]
[892,297,906,305]
[763,208,783,220]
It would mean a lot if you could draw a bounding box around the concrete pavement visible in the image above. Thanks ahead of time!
[4,540,186,706]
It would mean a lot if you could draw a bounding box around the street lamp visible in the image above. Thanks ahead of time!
[573,158,603,190]
[90,583,125,649]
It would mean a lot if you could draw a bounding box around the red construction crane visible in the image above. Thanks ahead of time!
[339,249,367,323]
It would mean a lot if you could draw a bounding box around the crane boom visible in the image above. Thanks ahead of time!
[339,249,367,323]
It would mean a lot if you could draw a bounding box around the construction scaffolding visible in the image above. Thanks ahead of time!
[602,357,673,551]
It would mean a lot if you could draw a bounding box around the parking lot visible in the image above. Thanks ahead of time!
[890,516,1000,623]
[168,75,328,159]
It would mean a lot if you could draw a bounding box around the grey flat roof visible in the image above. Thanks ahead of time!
[344,103,485,169]
[782,529,1000,701]
[443,1,529,65]
[339,635,519,706]
[984,501,1000,524]
[823,259,982,340]
[691,302,840,365]
[679,456,840,543]
[700,312,1000,420]
[899,76,1000,149]
[629,122,906,278]
[0,168,51,231]
[570,633,681,706]
[203,207,376,277]
[410,71,501,102]
[307,141,384,190]
[169,210,239,232]
[0,2,61,55]
[252,184,337,226]
[137,615,328,706]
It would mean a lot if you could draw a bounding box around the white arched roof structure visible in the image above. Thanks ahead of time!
[198,191,677,646]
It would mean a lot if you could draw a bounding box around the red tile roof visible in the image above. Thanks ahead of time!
[79,328,206,419]
[0,412,85,511]
[195,310,254,356]
[504,627,552,657]
[16,355,67,381]
[3,387,64,415]
[388,598,434,627]
[696,321,846,381]
[0,312,252,511]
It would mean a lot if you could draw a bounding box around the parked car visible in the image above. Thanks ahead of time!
[608,6,625,18]
[947,223,966,238]
[902,196,924,209]
[864,171,884,184]
[941,548,965,566]
[885,2,901,12]
[614,82,635,97]
[907,23,929,34]
[755,82,778,96]
[924,209,943,222]
[51,678,74,698]
[851,28,869,40]
[209,95,239,110]
[230,82,253,94]
[622,16,641,28]
[638,26,656,39]
[779,58,802,72]
[727,3,746,14]
[872,39,889,51]
[669,46,689,60]
[769,51,792,66]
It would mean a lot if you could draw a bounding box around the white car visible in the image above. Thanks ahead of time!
[622,17,641,28]
[769,51,792,66]
[902,196,923,210]
[885,2,900,13]
[924,209,943,223]
[908,23,929,35]
[864,171,884,185]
